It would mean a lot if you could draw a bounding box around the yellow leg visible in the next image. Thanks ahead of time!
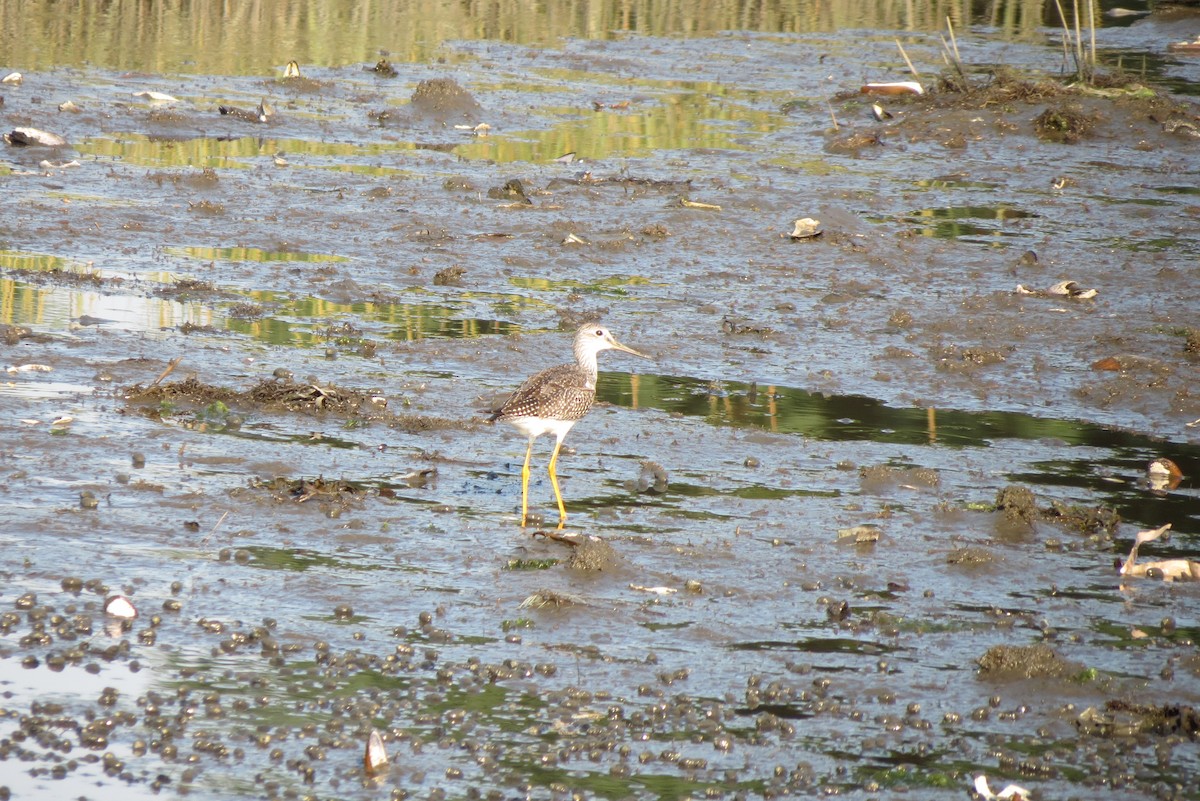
[547,437,568,528]
[519,438,534,527]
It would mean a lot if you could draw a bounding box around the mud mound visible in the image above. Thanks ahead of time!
[978,644,1082,679]
[410,77,482,122]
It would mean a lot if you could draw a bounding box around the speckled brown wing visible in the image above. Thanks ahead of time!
[494,364,595,423]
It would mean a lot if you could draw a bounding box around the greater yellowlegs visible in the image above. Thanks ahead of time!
[492,323,649,528]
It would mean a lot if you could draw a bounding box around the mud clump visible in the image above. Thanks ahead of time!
[127,377,372,415]
[1184,327,1200,358]
[977,644,1081,679]
[126,376,466,432]
[859,464,940,492]
[433,265,466,286]
[1042,499,1120,536]
[126,376,240,408]
[1077,700,1200,738]
[1033,104,1096,143]
[996,485,1039,527]
[148,167,219,189]
[990,485,1120,536]
[410,77,482,122]
[0,323,33,345]
[250,476,365,505]
[567,536,618,572]
[934,344,1010,372]
[946,546,996,566]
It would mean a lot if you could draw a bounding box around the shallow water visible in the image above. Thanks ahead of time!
[2,1,1200,799]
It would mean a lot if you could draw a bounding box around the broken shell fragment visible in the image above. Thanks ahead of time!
[5,127,68,147]
[836,524,881,544]
[1119,523,1200,581]
[284,60,302,78]
[364,729,389,774]
[973,774,1031,800]
[629,585,677,595]
[218,100,273,123]
[871,103,893,121]
[2,72,22,84]
[104,595,138,619]
[1147,458,1182,480]
[133,90,180,103]
[789,218,823,240]
[58,100,81,113]
[1147,458,1183,491]
[1167,35,1200,54]
[1015,280,1096,299]
[861,81,924,95]
[678,198,722,211]
[1048,280,1097,298]
[636,460,669,494]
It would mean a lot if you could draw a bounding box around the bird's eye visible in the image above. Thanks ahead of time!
[593,329,604,337]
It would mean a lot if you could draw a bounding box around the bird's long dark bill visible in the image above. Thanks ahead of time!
[612,340,651,359]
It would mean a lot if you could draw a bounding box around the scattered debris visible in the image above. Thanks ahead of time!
[1118,524,1199,582]
[6,363,52,373]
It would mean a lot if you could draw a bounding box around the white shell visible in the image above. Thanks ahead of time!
[104,595,138,619]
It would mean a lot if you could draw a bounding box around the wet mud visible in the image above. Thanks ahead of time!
[3,9,1200,801]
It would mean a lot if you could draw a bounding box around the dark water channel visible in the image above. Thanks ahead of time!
[2,1,1200,799]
